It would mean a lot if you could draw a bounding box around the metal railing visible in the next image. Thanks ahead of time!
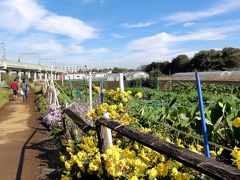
[2,60,66,73]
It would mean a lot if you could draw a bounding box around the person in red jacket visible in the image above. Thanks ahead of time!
[11,78,18,101]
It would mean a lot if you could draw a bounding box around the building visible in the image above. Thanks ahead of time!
[106,71,149,81]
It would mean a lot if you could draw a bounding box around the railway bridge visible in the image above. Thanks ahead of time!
[0,59,66,81]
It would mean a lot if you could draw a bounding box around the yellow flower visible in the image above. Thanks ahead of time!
[233,117,240,128]
[133,143,139,150]
[231,147,240,160]
[217,147,223,155]
[174,161,183,168]
[171,167,178,176]
[156,163,169,177]
[66,147,74,153]
[65,161,71,170]
[135,92,143,99]
[210,150,217,156]
[127,90,132,95]
[176,138,184,148]
[86,112,91,119]
[60,155,66,162]
[189,144,199,154]
[139,127,151,133]
[197,144,203,151]
[165,137,172,143]
[74,130,78,135]
[61,175,72,180]
[115,171,123,177]
[147,168,158,179]
[77,172,81,179]
[130,176,138,180]
[89,162,98,171]
[182,173,191,180]
[122,97,128,103]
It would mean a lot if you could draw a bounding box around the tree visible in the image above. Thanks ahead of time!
[112,67,128,73]
[170,54,190,73]
[190,49,223,71]
[222,47,240,69]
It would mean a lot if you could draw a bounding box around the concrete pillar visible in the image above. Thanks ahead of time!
[54,74,57,80]
[57,74,60,80]
[34,72,37,80]
[6,70,10,79]
[44,73,47,80]
[28,71,31,79]
[39,73,42,80]
[18,70,22,80]
[23,72,26,79]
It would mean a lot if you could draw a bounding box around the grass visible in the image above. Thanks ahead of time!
[0,88,10,107]
[29,81,43,93]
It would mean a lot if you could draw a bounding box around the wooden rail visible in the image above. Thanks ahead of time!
[63,108,92,133]
[96,117,240,180]
[60,108,240,179]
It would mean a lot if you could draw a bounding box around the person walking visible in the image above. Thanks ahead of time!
[20,78,28,101]
[11,78,19,101]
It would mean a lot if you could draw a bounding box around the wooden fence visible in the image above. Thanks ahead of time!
[62,109,240,180]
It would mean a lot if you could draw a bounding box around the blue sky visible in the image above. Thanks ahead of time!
[0,0,240,69]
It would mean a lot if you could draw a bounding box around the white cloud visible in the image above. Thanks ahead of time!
[67,43,109,55]
[165,0,240,24]
[183,22,195,27]
[128,26,239,51]
[121,22,155,28]
[68,44,85,54]
[108,25,240,68]
[0,0,97,40]
[13,33,64,58]
[110,33,125,39]
[36,15,96,40]
[88,48,109,54]
[0,0,45,32]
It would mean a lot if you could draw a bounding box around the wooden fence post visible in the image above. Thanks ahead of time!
[89,71,92,111]
[95,122,108,178]
[119,73,124,92]
[101,113,113,152]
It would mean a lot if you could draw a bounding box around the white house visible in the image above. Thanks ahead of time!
[106,71,149,81]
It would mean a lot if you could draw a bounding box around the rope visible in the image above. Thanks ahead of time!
[39,65,72,103]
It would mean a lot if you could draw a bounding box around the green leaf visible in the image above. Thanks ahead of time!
[210,102,224,124]
[219,102,224,108]
[213,116,223,130]
[169,97,177,107]
[191,104,198,118]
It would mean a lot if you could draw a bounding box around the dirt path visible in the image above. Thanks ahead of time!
[0,91,46,180]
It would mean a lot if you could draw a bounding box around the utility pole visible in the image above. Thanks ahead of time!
[0,42,6,82]
[0,42,6,63]
[18,52,39,63]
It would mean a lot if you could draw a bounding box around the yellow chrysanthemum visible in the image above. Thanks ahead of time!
[135,92,143,99]
[217,147,224,155]
[233,117,240,128]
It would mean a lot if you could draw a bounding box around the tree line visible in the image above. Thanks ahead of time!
[141,47,240,75]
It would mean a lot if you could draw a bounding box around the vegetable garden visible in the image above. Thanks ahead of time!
[36,73,240,180]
